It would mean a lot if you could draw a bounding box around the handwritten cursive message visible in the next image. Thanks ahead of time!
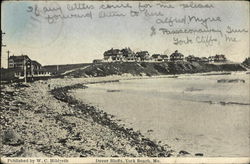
[26,1,249,47]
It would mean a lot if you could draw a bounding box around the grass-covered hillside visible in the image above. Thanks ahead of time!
[1,61,247,82]
[62,61,247,78]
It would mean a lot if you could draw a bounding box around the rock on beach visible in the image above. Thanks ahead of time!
[1,77,174,157]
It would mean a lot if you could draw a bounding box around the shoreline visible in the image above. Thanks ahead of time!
[67,72,249,157]
[50,82,173,157]
[1,61,248,84]
[1,75,176,157]
[1,71,248,157]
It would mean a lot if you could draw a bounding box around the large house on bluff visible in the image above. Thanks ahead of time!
[170,50,184,61]
[93,47,227,64]
[102,48,151,62]
[95,47,170,63]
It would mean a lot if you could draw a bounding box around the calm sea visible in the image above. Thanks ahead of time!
[71,72,250,157]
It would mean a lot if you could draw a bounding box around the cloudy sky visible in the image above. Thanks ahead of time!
[1,1,249,67]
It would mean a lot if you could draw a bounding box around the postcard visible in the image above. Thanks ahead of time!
[1,1,249,164]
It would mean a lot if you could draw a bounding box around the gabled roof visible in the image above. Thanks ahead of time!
[215,54,226,58]
[186,55,195,57]
[9,55,31,61]
[136,51,149,54]
[170,50,184,57]
[160,55,168,58]
[121,47,134,53]
[151,54,161,58]
[104,48,122,56]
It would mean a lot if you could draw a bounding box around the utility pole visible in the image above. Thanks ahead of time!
[1,31,6,68]
[6,50,10,68]
[1,31,7,85]
[23,57,27,83]
[31,62,34,77]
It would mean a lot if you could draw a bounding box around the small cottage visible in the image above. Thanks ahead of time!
[151,54,161,61]
[185,55,196,62]
[214,54,227,62]
[208,56,215,63]
[160,55,168,62]
[136,51,150,61]
[200,57,209,63]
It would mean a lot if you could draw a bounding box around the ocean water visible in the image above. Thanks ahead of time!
[71,72,250,157]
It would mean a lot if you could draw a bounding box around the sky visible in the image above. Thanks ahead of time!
[1,1,249,67]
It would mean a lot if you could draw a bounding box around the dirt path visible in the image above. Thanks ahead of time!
[61,65,90,76]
